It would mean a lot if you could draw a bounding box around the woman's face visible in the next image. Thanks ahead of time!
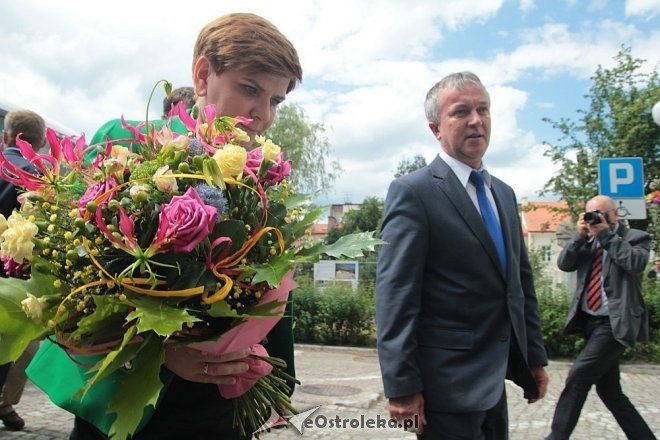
[193,57,290,147]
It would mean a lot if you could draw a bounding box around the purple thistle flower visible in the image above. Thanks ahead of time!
[195,184,227,216]
[188,138,204,157]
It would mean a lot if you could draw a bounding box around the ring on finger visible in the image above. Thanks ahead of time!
[203,362,209,375]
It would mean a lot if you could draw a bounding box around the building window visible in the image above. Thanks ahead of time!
[541,245,552,262]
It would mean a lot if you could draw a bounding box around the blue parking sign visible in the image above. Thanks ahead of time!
[598,158,644,198]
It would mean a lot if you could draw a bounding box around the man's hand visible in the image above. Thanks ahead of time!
[577,213,589,238]
[528,366,549,404]
[587,212,611,237]
[388,393,426,434]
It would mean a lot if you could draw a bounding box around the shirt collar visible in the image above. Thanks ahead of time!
[439,150,493,188]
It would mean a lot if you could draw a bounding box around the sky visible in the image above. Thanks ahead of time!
[0,0,658,209]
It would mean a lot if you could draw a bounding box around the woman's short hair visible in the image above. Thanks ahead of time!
[193,13,303,93]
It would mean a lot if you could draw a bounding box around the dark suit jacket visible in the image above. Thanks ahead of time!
[376,155,547,413]
[558,222,650,347]
[0,147,34,218]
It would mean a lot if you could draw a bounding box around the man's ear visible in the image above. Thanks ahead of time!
[428,123,441,141]
[2,130,8,147]
[193,57,211,97]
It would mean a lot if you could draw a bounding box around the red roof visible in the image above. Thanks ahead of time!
[310,223,328,235]
[521,201,571,235]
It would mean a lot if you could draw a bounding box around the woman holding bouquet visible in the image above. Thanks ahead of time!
[28,12,302,440]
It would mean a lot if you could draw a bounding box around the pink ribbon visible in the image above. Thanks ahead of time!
[189,270,297,398]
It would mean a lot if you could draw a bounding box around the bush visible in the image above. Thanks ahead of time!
[623,275,660,362]
[536,285,584,359]
[293,277,376,347]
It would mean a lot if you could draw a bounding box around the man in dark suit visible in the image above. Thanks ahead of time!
[376,71,548,439]
[546,195,656,440]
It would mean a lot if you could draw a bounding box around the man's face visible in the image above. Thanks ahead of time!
[585,199,618,226]
[194,58,290,147]
[430,84,491,169]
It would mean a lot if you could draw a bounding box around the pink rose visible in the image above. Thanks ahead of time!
[155,187,217,253]
[244,149,291,186]
[77,177,118,217]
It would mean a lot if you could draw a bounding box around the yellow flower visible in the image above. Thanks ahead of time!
[213,144,247,178]
[21,293,47,324]
[261,139,281,162]
[0,214,7,235]
[1,212,39,262]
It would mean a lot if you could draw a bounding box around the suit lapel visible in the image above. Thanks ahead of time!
[430,156,506,278]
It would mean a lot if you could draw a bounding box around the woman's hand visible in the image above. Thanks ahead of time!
[164,345,251,385]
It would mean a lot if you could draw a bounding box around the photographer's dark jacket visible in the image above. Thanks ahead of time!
[557,221,650,347]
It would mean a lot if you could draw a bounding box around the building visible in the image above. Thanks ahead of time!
[520,199,573,285]
[327,203,361,231]
[310,199,575,287]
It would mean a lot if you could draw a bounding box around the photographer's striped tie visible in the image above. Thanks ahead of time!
[586,245,603,311]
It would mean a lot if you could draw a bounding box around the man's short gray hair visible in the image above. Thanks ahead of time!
[424,71,489,125]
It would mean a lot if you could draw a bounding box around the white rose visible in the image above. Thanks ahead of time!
[21,293,47,324]
[153,165,178,194]
[1,213,38,262]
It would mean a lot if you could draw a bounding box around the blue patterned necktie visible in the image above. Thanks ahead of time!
[469,170,507,273]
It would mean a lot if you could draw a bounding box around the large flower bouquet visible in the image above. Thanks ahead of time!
[0,83,382,438]
[646,178,660,255]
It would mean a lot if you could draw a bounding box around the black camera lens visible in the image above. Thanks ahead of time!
[584,211,602,225]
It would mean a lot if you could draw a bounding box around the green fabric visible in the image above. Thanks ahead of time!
[84,117,188,165]
[26,338,167,435]
[28,117,296,435]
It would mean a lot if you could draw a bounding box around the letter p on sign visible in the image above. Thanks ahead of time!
[609,163,634,192]
[598,158,644,198]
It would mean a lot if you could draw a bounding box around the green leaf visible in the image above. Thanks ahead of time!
[68,295,131,344]
[212,219,248,256]
[127,296,200,337]
[251,251,295,287]
[290,206,325,238]
[107,334,165,439]
[282,192,314,210]
[207,299,286,319]
[321,231,387,259]
[0,278,49,363]
[77,325,143,398]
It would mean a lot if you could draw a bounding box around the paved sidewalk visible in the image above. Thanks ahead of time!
[2,344,659,439]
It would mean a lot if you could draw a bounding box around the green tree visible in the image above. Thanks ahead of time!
[325,197,384,244]
[540,46,660,226]
[265,104,341,195]
[395,154,427,178]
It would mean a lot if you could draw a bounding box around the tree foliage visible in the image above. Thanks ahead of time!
[395,154,427,178]
[265,104,341,195]
[540,46,660,226]
[325,197,384,245]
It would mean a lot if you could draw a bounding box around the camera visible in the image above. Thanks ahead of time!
[584,210,609,225]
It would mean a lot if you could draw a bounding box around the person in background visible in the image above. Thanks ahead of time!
[546,195,656,440]
[28,12,302,440]
[376,71,548,439]
[161,86,195,118]
[0,109,47,431]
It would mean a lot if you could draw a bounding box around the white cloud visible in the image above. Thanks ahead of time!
[625,0,660,18]
[0,0,656,208]
[520,0,535,13]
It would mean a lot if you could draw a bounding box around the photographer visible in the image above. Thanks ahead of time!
[545,195,655,440]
